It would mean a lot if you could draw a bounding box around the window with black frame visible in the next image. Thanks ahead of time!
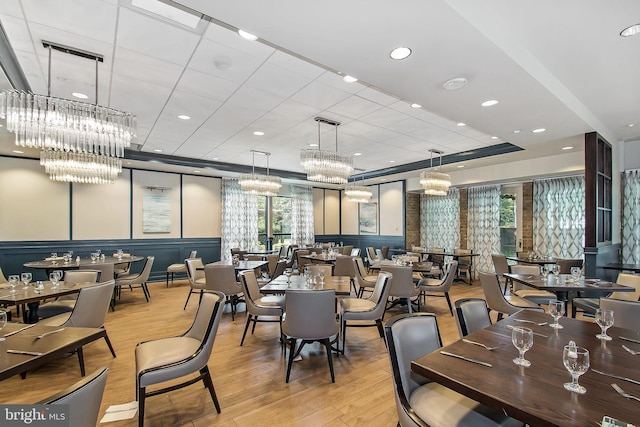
[257,196,292,249]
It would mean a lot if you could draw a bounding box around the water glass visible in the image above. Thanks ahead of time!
[570,267,581,282]
[51,252,58,264]
[8,275,19,293]
[49,270,62,289]
[318,270,325,286]
[548,300,565,329]
[117,249,123,259]
[0,310,6,342]
[551,264,561,281]
[563,345,589,394]
[90,252,98,263]
[512,326,533,367]
[595,308,614,341]
[21,272,32,289]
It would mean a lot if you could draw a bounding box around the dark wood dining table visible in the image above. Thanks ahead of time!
[0,322,106,380]
[261,274,352,296]
[24,255,144,276]
[506,256,558,265]
[603,263,640,274]
[504,273,634,303]
[300,254,338,264]
[215,260,269,272]
[411,309,640,427]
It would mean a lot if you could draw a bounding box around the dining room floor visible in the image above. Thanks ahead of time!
[0,276,594,426]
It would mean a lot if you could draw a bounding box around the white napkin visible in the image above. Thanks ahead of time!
[100,401,138,423]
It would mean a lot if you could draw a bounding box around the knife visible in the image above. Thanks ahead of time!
[440,351,493,367]
[619,336,640,345]
[35,328,65,339]
[506,324,548,338]
[592,368,640,386]
[7,350,43,356]
[3,323,37,337]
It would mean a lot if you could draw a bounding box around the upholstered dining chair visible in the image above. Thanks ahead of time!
[342,245,353,256]
[572,272,640,318]
[38,269,100,319]
[416,261,458,315]
[270,259,287,282]
[556,258,583,274]
[40,279,117,374]
[282,289,339,383]
[296,250,311,273]
[204,264,243,320]
[333,255,356,294]
[38,367,108,427]
[238,270,284,346]
[428,248,445,270]
[366,246,379,267]
[265,253,279,278]
[306,264,333,278]
[340,271,392,353]
[166,249,197,287]
[0,266,7,283]
[383,313,523,427]
[478,271,544,320]
[353,257,378,297]
[455,249,473,284]
[510,264,556,305]
[183,258,206,310]
[80,262,114,281]
[599,298,640,331]
[136,291,224,427]
[381,265,420,313]
[350,247,361,257]
[491,254,511,294]
[114,256,154,306]
[454,298,492,337]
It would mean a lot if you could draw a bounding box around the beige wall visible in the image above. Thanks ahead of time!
[182,175,221,238]
[379,181,403,236]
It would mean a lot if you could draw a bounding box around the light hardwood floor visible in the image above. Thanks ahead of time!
[0,277,507,426]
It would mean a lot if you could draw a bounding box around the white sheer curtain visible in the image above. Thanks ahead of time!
[420,188,460,250]
[532,176,585,259]
[622,169,640,264]
[467,185,501,274]
[221,178,258,261]
[291,185,314,246]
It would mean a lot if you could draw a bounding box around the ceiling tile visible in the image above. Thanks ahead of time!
[175,68,241,101]
[244,61,313,99]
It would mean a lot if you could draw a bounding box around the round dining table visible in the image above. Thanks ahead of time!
[24,255,144,276]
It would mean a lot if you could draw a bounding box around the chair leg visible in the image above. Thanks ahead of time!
[198,289,204,304]
[322,338,336,383]
[285,338,297,383]
[138,386,145,427]
[240,314,252,346]
[376,319,384,338]
[183,290,193,310]
[341,319,347,353]
[200,366,221,413]
[142,282,150,302]
[76,347,86,377]
[444,292,453,316]
[166,272,169,288]
[103,331,117,357]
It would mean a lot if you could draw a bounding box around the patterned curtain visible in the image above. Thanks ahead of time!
[291,185,314,246]
[622,170,640,264]
[467,185,501,274]
[420,188,460,251]
[221,178,258,261]
[532,176,585,259]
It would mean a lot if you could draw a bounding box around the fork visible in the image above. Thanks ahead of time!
[514,319,547,326]
[462,338,498,351]
[611,383,640,402]
[35,328,65,339]
[622,344,640,355]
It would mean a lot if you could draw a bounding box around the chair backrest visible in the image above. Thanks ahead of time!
[297,250,311,269]
[381,246,390,260]
[381,265,416,298]
[429,248,445,266]
[366,247,377,264]
[368,271,393,315]
[438,260,458,291]
[599,298,640,331]
[186,258,205,283]
[350,247,361,257]
[455,249,472,267]
[204,264,240,295]
[188,250,198,259]
[80,263,114,281]
[384,313,442,427]
[136,256,155,282]
[509,264,540,292]
[184,291,225,353]
[333,255,355,278]
[376,248,384,261]
[556,258,583,274]
[63,280,116,328]
[265,254,279,277]
[342,245,353,256]
[306,264,333,277]
[352,257,372,286]
[64,270,100,286]
[479,271,522,316]
[611,273,640,301]
[39,367,108,427]
[492,254,510,276]
[283,289,336,339]
[238,270,264,310]
[271,259,287,280]
[0,266,7,283]
[454,298,491,337]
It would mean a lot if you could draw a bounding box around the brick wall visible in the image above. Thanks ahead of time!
[522,181,533,251]
[406,192,421,249]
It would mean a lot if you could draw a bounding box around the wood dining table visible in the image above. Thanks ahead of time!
[261,274,352,296]
[411,309,640,426]
[506,255,558,265]
[24,255,144,277]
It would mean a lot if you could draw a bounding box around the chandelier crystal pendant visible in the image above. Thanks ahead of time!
[300,117,354,184]
[238,150,282,197]
[420,149,451,196]
[0,41,136,184]
[345,168,372,203]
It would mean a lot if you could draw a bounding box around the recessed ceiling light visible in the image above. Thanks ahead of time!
[154,149,163,152]
[238,29,258,41]
[343,75,358,83]
[178,115,190,120]
[212,157,219,160]
[354,152,362,156]
[457,165,465,168]
[72,92,88,99]
[513,130,521,134]
[532,128,546,133]
[194,170,200,173]
[390,46,412,60]
[309,143,318,147]
[562,146,573,150]
[12,150,23,154]
[491,136,498,140]
[628,123,635,127]
[457,122,466,127]
[253,131,264,136]
[443,77,467,91]
[481,99,499,107]
[389,160,396,163]
[620,23,640,37]
[410,103,421,108]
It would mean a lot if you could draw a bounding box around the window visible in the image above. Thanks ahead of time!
[257,196,292,249]
[500,192,517,257]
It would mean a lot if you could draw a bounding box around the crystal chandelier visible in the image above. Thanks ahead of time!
[300,117,354,184]
[420,149,451,196]
[238,150,282,197]
[345,168,372,203]
[0,41,135,184]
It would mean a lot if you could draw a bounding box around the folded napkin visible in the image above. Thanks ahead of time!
[112,253,131,258]
[44,256,65,261]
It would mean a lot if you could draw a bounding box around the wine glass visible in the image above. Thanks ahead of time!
[563,344,590,394]
[548,300,565,329]
[551,264,561,281]
[318,270,325,286]
[50,252,58,265]
[0,310,6,342]
[8,275,19,293]
[512,326,533,367]
[20,272,32,289]
[117,249,123,259]
[90,252,97,263]
[595,308,614,341]
[49,271,62,289]
[570,267,581,282]
[284,269,292,286]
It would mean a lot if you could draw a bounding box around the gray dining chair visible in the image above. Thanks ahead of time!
[599,298,640,331]
[353,257,378,297]
[183,258,206,310]
[572,272,640,318]
[238,270,284,346]
[454,298,492,337]
[384,313,523,427]
[0,266,7,283]
[556,258,583,274]
[491,254,511,294]
[416,261,457,315]
[80,262,114,281]
[38,366,108,427]
[38,270,100,319]
[136,291,224,427]
[510,264,556,305]
[204,264,243,320]
[333,255,356,294]
[166,249,197,287]
[282,289,339,383]
[478,271,544,320]
[114,256,154,305]
[306,264,333,278]
[381,265,419,313]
